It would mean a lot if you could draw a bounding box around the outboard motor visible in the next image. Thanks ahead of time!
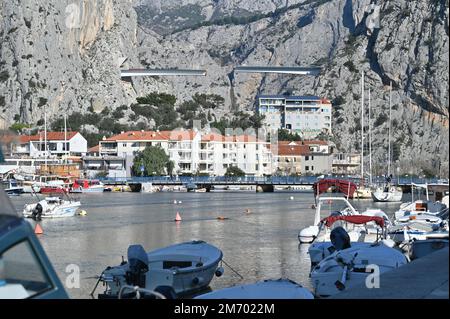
[330,226,351,251]
[31,203,43,221]
[125,245,149,288]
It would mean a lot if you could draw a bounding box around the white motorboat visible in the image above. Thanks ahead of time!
[371,185,403,202]
[308,214,390,267]
[70,179,105,193]
[310,239,408,297]
[387,220,448,246]
[298,197,391,244]
[394,184,448,221]
[2,179,24,195]
[97,240,223,299]
[298,196,359,244]
[195,279,314,299]
[410,236,449,260]
[22,197,81,219]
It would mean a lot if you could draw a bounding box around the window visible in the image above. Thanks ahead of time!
[131,142,138,147]
[311,156,314,160]
[311,166,314,171]
[122,143,127,147]
[0,240,53,298]
[305,156,309,161]
[305,166,309,171]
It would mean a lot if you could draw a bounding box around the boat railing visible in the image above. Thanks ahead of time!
[118,285,166,299]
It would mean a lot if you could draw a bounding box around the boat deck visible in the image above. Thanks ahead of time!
[330,247,449,299]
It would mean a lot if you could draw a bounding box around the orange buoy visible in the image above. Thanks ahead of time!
[174,212,182,222]
[217,216,228,220]
[34,223,44,235]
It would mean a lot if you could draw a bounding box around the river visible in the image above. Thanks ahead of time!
[9,190,409,299]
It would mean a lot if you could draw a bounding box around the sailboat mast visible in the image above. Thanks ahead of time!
[64,114,67,164]
[388,82,392,177]
[44,104,47,172]
[369,88,372,185]
[360,71,364,184]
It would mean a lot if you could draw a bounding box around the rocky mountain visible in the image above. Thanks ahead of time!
[0,0,448,175]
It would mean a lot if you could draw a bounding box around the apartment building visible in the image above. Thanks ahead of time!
[258,95,332,139]
[98,130,273,176]
[199,133,273,176]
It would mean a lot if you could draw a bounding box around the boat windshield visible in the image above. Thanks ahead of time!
[318,198,356,214]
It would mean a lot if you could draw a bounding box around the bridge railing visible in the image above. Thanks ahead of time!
[97,175,447,186]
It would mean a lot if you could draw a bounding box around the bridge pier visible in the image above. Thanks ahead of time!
[256,184,274,193]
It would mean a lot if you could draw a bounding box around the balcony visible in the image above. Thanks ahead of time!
[199,155,214,162]
[100,148,118,154]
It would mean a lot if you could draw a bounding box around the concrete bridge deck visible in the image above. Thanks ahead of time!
[99,176,448,193]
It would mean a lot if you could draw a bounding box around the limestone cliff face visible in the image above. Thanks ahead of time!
[0,0,448,173]
[0,0,138,124]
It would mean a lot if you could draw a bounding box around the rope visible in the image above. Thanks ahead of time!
[222,259,244,280]
[89,270,105,298]
[118,285,166,299]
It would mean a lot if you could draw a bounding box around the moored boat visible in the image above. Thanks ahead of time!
[2,179,24,195]
[195,279,314,299]
[0,188,69,298]
[371,185,403,202]
[23,197,81,219]
[355,186,372,199]
[308,214,390,267]
[70,179,105,193]
[310,234,408,297]
[97,240,223,298]
[410,236,449,260]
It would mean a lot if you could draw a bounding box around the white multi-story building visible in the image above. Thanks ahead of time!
[258,95,332,139]
[99,130,274,176]
[12,131,87,158]
[199,133,273,176]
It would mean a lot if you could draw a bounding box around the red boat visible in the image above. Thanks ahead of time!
[40,185,69,194]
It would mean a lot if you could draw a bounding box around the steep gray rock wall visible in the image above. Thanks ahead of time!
[0,0,138,124]
[0,0,448,174]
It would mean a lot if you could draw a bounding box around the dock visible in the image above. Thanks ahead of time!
[331,248,449,299]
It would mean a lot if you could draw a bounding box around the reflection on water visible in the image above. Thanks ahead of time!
[9,191,408,299]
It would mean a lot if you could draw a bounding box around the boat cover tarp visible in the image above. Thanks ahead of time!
[313,179,357,198]
[321,215,385,228]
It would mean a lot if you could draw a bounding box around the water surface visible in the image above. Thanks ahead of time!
[10,190,408,299]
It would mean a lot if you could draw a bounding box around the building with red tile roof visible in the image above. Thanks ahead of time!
[97,129,273,176]
[11,131,87,158]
